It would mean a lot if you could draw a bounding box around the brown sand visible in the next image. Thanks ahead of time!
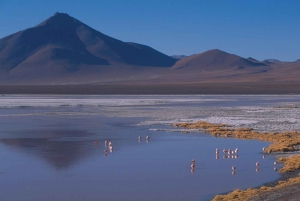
[1,82,300,94]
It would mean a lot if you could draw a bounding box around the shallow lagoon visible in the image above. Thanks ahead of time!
[1,95,299,201]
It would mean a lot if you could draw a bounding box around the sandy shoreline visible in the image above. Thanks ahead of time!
[1,83,300,94]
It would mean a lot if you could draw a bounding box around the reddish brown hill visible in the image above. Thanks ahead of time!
[172,49,267,71]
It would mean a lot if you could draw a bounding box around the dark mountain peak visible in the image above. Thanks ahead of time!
[54,12,70,17]
[36,12,82,28]
[294,59,300,63]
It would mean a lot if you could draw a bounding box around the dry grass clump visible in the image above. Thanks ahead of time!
[278,155,300,172]
[211,155,300,201]
[174,121,300,153]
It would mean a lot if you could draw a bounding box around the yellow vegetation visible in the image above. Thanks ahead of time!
[174,121,300,153]
[278,155,300,172]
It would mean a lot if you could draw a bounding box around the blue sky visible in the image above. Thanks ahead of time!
[0,0,299,61]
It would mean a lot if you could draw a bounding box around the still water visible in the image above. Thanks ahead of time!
[1,95,296,201]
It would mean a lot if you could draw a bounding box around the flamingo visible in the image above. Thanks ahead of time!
[109,141,112,146]
[146,136,150,140]
[223,149,227,153]
[191,163,195,168]
[232,166,236,171]
[256,162,260,167]
[263,147,266,151]
[235,148,239,153]
[216,148,219,152]
[274,167,277,171]
[191,159,196,164]
[274,161,277,165]
[256,168,260,172]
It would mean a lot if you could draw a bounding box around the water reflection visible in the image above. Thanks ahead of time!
[0,130,97,170]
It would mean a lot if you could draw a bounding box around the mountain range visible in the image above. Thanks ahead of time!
[0,12,299,93]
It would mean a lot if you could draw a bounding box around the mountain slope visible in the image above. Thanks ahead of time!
[172,49,267,71]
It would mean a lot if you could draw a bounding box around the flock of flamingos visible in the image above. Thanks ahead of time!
[93,136,150,156]
[196,147,279,175]
[93,136,278,174]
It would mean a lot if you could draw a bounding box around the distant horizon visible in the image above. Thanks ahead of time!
[1,1,299,61]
